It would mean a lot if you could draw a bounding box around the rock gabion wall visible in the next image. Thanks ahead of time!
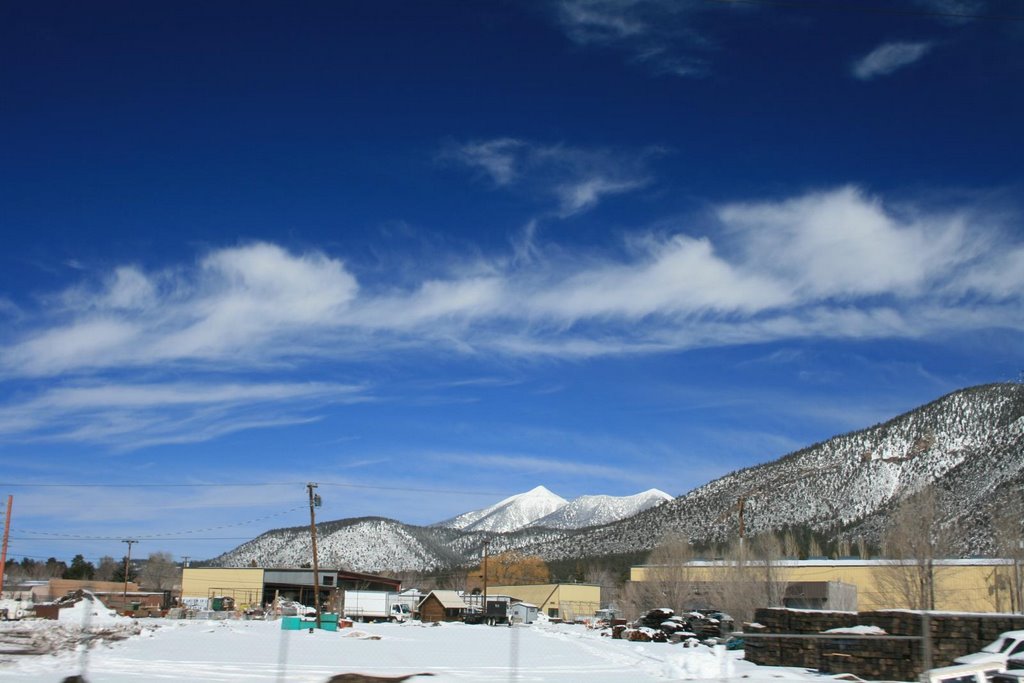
[745,608,1024,681]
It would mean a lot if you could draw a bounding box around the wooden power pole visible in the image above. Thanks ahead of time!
[0,496,12,598]
[482,539,490,624]
[122,539,138,613]
[307,482,322,629]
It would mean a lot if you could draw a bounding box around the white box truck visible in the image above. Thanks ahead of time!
[343,590,415,622]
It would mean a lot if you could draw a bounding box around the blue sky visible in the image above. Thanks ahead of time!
[1,0,1022,565]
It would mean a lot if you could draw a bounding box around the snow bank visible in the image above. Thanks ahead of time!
[57,597,133,626]
[662,644,735,679]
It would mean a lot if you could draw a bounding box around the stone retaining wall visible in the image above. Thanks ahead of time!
[745,608,1024,681]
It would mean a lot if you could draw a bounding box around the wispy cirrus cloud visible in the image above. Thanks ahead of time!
[2,187,1021,374]
[913,0,988,22]
[852,41,934,80]
[552,0,718,77]
[0,381,364,450]
[432,451,653,485]
[0,186,1021,448]
[443,138,657,216]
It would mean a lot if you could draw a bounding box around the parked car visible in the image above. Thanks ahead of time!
[993,655,1024,683]
[955,631,1024,667]
[920,661,1004,683]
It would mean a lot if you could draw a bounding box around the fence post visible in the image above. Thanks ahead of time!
[921,612,933,673]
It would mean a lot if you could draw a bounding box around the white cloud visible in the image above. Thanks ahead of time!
[442,137,525,185]
[433,451,653,485]
[556,0,648,44]
[717,185,970,299]
[529,234,791,319]
[553,0,714,77]
[0,187,1019,393]
[913,0,986,21]
[445,138,655,216]
[952,245,1024,299]
[1,242,358,376]
[0,381,362,450]
[555,176,649,216]
[852,41,934,80]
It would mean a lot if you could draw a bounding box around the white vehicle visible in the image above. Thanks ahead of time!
[342,590,415,622]
[955,631,1024,668]
[920,661,1005,683]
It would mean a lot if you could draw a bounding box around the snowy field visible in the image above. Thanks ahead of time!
[0,615,841,683]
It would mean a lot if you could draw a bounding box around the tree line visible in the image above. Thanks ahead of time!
[3,551,180,591]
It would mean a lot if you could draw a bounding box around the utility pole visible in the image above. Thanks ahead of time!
[0,496,12,598]
[737,496,746,560]
[122,539,138,613]
[307,483,322,629]
[482,539,490,625]
[178,556,191,608]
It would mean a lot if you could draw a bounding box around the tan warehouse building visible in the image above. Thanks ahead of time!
[181,567,401,611]
[630,558,1022,612]
[488,583,600,620]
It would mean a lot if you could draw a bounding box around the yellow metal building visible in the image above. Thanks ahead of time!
[488,583,601,620]
[181,567,265,610]
[630,558,1021,612]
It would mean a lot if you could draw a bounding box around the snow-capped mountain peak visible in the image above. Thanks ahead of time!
[528,488,673,529]
[438,485,568,533]
[437,486,674,533]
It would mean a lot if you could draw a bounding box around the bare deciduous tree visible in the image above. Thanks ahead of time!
[622,533,703,621]
[139,551,178,591]
[876,486,950,610]
[583,566,622,613]
[95,556,118,582]
[994,495,1024,613]
[706,534,789,625]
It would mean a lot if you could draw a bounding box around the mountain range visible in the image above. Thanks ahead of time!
[437,486,672,533]
[209,383,1024,573]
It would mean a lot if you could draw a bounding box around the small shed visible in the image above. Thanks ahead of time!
[418,590,467,623]
[510,601,538,624]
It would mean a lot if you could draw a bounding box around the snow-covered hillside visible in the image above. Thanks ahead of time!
[209,384,1024,572]
[521,383,1024,560]
[439,485,568,533]
[528,489,672,529]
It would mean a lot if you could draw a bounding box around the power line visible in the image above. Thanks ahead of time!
[8,536,257,542]
[2,481,513,496]
[0,483,301,489]
[11,504,308,540]
[703,0,1024,21]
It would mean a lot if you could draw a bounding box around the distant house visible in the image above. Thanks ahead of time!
[418,590,468,623]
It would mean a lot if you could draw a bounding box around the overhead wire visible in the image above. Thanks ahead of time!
[10,504,309,540]
[703,0,1024,21]
[2,481,514,496]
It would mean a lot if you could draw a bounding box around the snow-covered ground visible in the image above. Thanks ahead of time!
[0,617,839,683]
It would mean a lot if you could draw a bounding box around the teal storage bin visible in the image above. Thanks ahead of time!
[280,616,302,630]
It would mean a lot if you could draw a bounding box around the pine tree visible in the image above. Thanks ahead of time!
[111,556,139,583]
[63,554,96,580]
